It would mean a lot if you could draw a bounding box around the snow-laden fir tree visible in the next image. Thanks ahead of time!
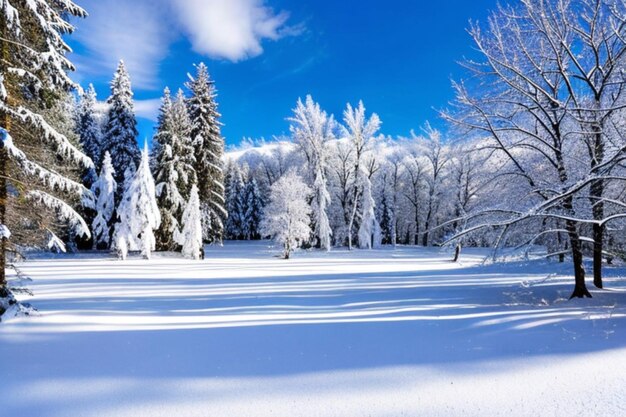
[358,175,379,249]
[175,185,203,260]
[153,89,196,251]
[76,84,103,180]
[91,152,116,249]
[186,63,226,244]
[289,96,334,250]
[0,0,92,297]
[103,60,140,198]
[113,144,161,260]
[224,162,245,239]
[242,177,263,240]
[260,172,312,259]
[378,191,394,245]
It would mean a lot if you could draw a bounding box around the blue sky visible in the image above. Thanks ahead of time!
[69,0,498,146]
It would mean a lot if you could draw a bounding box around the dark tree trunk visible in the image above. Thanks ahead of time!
[453,243,461,262]
[566,220,591,299]
[589,125,605,289]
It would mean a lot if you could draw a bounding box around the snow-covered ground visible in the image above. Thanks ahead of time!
[1,241,625,416]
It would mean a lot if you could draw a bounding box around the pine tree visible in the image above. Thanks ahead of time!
[0,0,92,294]
[186,63,226,244]
[224,162,245,239]
[378,192,394,245]
[91,152,116,249]
[175,185,203,260]
[113,144,160,260]
[103,60,140,198]
[77,84,103,178]
[243,177,263,240]
[153,89,196,250]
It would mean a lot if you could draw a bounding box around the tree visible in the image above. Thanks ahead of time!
[260,172,312,259]
[0,0,91,296]
[91,152,116,249]
[76,84,103,177]
[175,185,203,260]
[186,63,226,244]
[113,144,161,260]
[341,101,381,249]
[358,175,379,249]
[242,177,263,240]
[444,0,626,298]
[224,162,245,239]
[153,88,196,251]
[103,60,140,198]
[289,95,335,250]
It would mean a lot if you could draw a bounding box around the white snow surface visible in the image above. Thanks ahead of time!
[1,241,625,417]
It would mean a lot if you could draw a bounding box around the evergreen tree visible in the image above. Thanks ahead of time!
[378,192,394,245]
[103,60,140,198]
[153,89,196,250]
[175,185,203,260]
[186,63,226,244]
[224,163,245,239]
[358,176,378,249]
[91,152,116,249]
[243,177,264,240]
[113,144,160,260]
[77,84,103,179]
[0,0,91,295]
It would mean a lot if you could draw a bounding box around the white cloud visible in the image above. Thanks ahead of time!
[73,0,173,89]
[134,98,162,122]
[169,0,298,62]
[72,0,299,90]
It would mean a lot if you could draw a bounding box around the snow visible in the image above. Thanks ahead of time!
[1,242,625,416]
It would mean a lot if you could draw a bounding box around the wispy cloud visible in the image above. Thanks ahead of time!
[134,99,162,122]
[72,0,301,89]
[171,0,302,62]
[73,0,173,89]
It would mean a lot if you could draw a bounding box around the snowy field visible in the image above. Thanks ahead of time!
[1,241,625,417]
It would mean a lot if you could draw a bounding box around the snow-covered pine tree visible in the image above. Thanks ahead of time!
[224,162,245,239]
[0,0,92,296]
[76,84,103,181]
[243,177,263,240]
[175,185,203,260]
[113,143,161,260]
[289,96,334,251]
[103,60,140,198]
[260,172,312,259]
[153,89,196,251]
[186,63,226,244]
[91,152,116,249]
[378,191,394,245]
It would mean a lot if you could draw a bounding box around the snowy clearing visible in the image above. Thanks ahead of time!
[1,241,625,417]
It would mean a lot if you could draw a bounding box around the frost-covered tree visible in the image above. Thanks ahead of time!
[341,101,381,249]
[186,63,226,244]
[91,152,116,249]
[153,89,196,251]
[113,144,160,260]
[378,190,394,245]
[76,84,103,176]
[260,172,312,259]
[289,96,335,250]
[358,168,379,249]
[0,0,92,294]
[175,185,203,260]
[103,61,140,198]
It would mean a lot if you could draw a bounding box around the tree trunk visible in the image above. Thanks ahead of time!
[589,125,605,289]
[453,243,461,262]
[566,220,591,299]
